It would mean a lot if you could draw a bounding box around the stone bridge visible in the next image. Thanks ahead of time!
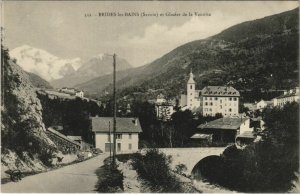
[159,147,226,175]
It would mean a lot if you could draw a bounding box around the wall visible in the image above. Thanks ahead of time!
[202,96,239,117]
[239,119,253,134]
[95,132,139,152]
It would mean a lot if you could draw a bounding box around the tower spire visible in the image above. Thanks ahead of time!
[188,69,195,84]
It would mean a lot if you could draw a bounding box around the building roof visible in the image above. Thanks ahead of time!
[187,72,195,84]
[91,117,142,133]
[197,117,248,130]
[275,89,299,99]
[201,86,240,97]
[190,133,213,139]
[67,136,82,141]
[257,100,273,105]
[47,128,81,146]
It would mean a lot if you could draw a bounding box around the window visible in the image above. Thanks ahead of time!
[205,102,208,106]
[129,133,132,139]
[209,108,212,111]
[210,97,212,100]
[210,102,213,106]
[233,97,237,101]
[215,97,218,100]
[229,97,232,101]
[116,134,122,139]
[190,93,193,95]
[128,143,132,150]
[229,108,232,112]
[190,85,192,89]
[205,97,207,100]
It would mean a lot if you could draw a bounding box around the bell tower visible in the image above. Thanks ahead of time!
[187,69,195,109]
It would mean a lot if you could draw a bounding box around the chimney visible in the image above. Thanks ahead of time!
[134,118,138,126]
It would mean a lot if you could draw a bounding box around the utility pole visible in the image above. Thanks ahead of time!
[109,121,111,162]
[112,53,117,167]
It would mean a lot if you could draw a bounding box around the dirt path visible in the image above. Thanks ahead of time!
[1,154,108,193]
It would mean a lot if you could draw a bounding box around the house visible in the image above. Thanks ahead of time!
[60,87,76,94]
[273,87,299,107]
[75,90,84,98]
[46,127,81,153]
[66,135,93,150]
[256,99,273,111]
[60,87,84,98]
[243,103,256,112]
[190,133,213,144]
[91,117,142,153]
[180,71,240,117]
[154,94,175,121]
[196,117,250,143]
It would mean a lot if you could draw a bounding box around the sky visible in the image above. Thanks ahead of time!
[2,1,299,67]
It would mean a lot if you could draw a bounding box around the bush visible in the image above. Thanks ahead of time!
[132,148,181,191]
[97,167,123,192]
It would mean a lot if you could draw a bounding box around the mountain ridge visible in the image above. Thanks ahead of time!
[76,8,298,100]
[50,54,133,88]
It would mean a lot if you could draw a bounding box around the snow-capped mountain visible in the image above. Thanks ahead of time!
[51,53,133,88]
[10,45,82,81]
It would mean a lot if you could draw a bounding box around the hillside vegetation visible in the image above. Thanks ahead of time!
[77,8,298,103]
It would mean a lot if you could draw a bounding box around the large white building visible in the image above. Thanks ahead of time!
[273,87,299,107]
[180,71,240,117]
[91,117,142,153]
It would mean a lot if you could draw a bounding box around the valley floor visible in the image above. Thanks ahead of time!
[1,153,108,193]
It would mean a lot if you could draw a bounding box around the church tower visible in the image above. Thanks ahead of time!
[187,69,195,109]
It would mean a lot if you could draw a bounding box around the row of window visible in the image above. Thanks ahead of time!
[204,102,237,106]
[205,113,238,116]
[204,97,238,101]
[204,108,235,112]
[107,133,132,141]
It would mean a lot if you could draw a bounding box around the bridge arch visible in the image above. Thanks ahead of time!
[158,147,226,175]
[191,155,224,180]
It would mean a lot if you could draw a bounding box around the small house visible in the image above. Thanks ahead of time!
[75,90,84,98]
[91,117,142,153]
[196,117,251,143]
[256,100,273,111]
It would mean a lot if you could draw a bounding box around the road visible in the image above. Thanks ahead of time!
[1,154,108,193]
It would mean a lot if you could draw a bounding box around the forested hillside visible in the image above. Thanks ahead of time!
[78,8,298,103]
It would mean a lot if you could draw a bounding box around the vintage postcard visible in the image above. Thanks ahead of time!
[1,1,299,193]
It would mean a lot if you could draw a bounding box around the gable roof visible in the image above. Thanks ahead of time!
[91,117,142,133]
[47,128,81,147]
[275,89,300,99]
[197,117,248,130]
[201,86,240,97]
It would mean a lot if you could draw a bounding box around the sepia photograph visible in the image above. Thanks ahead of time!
[1,1,299,193]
